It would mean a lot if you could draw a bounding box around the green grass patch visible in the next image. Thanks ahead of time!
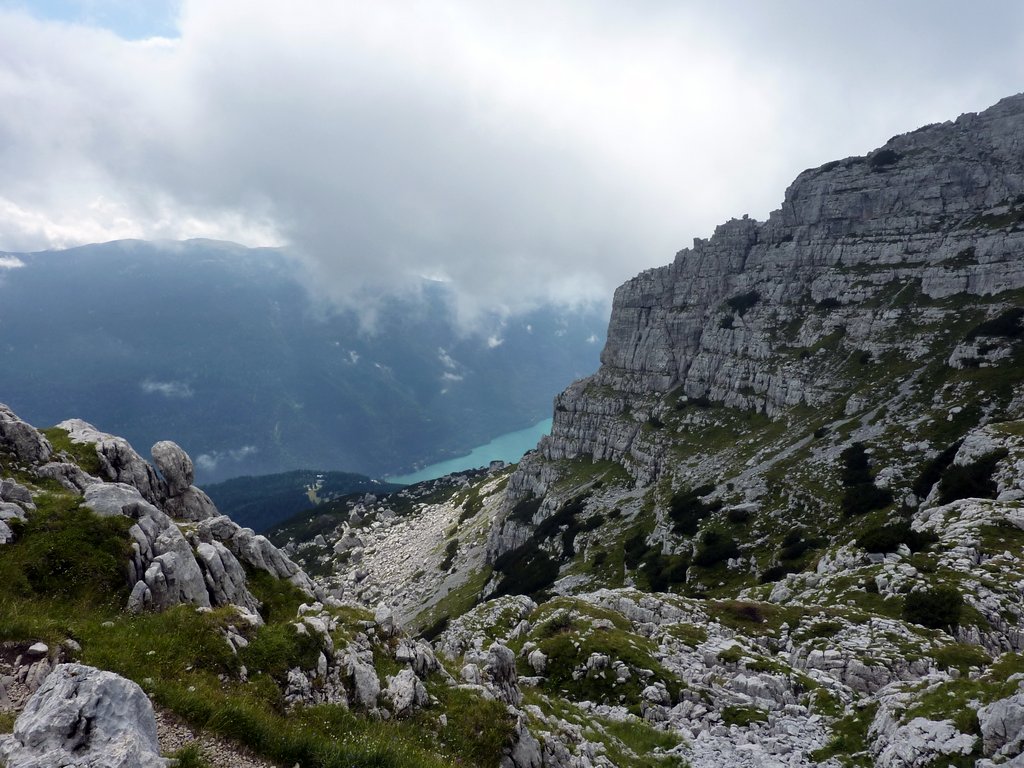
[40,427,104,476]
[413,566,492,638]
[810,702,878,767]
[721,705,768,726]
[933,643,991,674]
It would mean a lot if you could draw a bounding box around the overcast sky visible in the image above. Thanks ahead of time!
[1,1,1023,318]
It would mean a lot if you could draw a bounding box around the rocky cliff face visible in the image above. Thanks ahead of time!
[525,93,1024,488]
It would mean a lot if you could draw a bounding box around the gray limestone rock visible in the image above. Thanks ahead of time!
[345,645,381,710]
[125,502,210,612]
[0,405,51,465]
[0,479,34,508]
[83,482,149,518]
[33,462,94,493]
[492,93,1024,554]
[163,485,219,521]
[150,440,194,496]
[485,643,522,706]
[194,540,261,613]
[57,419,163,504]
[384,668,428,717]
[0,663,169,768]
[979,691,1024,757]
[193,515,316,596]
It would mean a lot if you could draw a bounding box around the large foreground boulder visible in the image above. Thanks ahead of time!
[0,663,170,768]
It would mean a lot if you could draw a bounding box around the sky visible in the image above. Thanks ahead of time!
[0,1,1023,319]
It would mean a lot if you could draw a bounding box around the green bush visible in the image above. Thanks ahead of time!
[439,539,459,571]
[840,443,872,486]
[857,522,937,554]
[727,507,752,524]
[966,308,1024,340]
[492,543,559,599]
[668,485,720,535]
[693,532,739,567]
[509,495,542,523]
[937,450,1007,504]
[759,564,794,584]
[912,441,963,498]
[903,585,963,629]
[841,483,893,517]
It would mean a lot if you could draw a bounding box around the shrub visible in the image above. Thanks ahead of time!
[668,485,721,535]
[780,536,811,561]
[842,483,894,517]
[492,543,559,599]
[509,495,542,524]
[726,507,752,525]
[857,522,937,554]
[817,297,841,309]
[903,585,963,629]
[937,450,1007,504]
[912,441,963,498]
[693,532,739,567]
[966,308,1024,340]
[759,564,793,583]
[719,315,735,330]
[239,623,323,684]
[840,443,872,486]
[719,601,765,624]
[624,531,650,569]
[439,539,459,571]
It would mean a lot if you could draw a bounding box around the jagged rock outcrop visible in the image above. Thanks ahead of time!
[151,439,219,521]
[0,406,51,466]
[488,92,1024,566]
[193,514,316,597]
[0,663,169,768]
[58,419,164,504]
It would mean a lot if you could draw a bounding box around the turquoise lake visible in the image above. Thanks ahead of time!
[387,418,552,485]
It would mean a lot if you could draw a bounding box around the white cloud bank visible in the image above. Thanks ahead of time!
[0,1,1022,315]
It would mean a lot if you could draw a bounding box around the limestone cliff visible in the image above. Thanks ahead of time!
[505,92,1024,505]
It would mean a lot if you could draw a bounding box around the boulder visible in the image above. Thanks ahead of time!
[0,479,34,508]
[485,643,522,706]
[162,485,219,521]
[384,668,428,717]
[150,440,193,496]
[83,482,149,518]
[345,647,381,710]
[0,663,169,768]
[0,405,51,465]
[980,691,1024,757]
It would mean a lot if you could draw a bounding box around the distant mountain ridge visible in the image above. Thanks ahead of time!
[0,239,606,482]
[203,469,400,532]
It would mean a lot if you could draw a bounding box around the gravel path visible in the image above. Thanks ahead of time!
[155,707,281,767]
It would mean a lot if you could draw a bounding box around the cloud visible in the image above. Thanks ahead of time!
[486,335,504,349]
[0,256,24,269]
[195,444,258,473]
[0,2,1022,317]
[437,348,459,370]
[140,379,194,398]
